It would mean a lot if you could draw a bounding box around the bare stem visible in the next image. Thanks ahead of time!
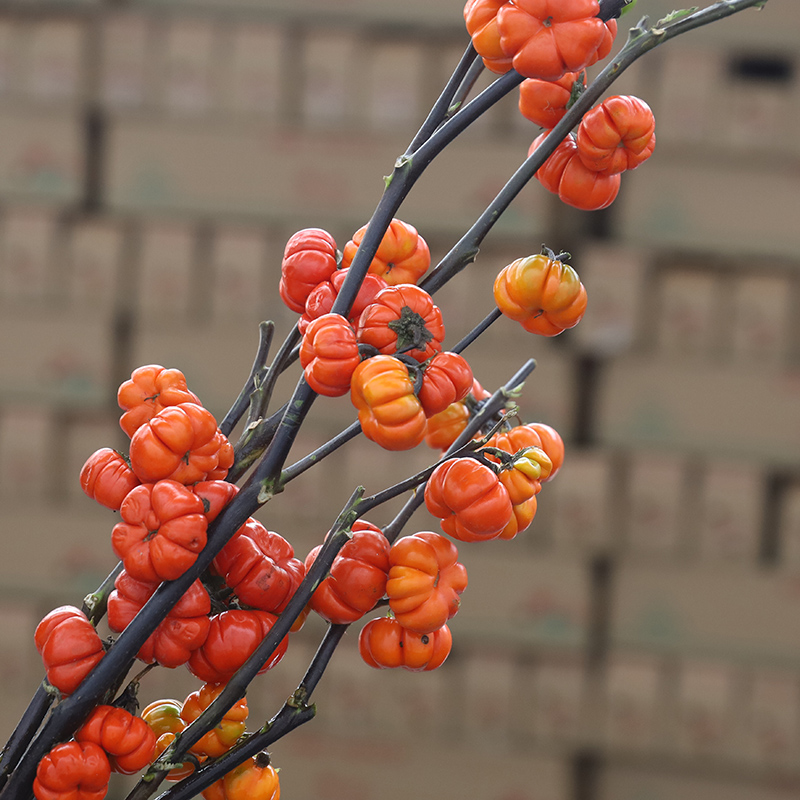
[242,325,301,434]
[219,321,275,437]
[280,421,361,485]
[452,308,503,354]
[82,561,124,623]
[445,55,486,122]
[228,324,303,483]
[406,43,479,154]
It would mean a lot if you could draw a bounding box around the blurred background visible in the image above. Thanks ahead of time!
[0,0,799,798]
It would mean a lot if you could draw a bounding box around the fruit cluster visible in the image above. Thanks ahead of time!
[466,0,657,210]
[31,211,579,799]
[289,221,586,452]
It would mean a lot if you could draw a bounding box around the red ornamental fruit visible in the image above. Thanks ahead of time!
[33,741,111,800]
[194,479,240,522]
[219,756,281,800]
[300,268,388,335]
[111,480,208,583]
[181,683,248,758]
[212,518,306,613]
[299,313,361,397]
[279,227,339,314]
[424,457,513,542]
[129,403,233,485]
[386,531,468,634]
[75,705,157,775]
[518,71,586,129]
[342,218,431,286]
[485,438,552,541]
[587,18,618,66]
[117,365,201,439]
[350,354,428,451]
[424,401,470,451]
[417,352,473,417]
[34,606,105,696]
[497,0,607,81]
[576,94,656,175]
[186,609,289,684]
[79,448,140,511]
[493,250,587,336]
[530,131,621,211]
[500,496,538,541]
[106,571,211,667]
[140,701,196,781]
[305,520,391,624]
[356,284,445,363]
[359,617,453,671]
[464,0,514,74]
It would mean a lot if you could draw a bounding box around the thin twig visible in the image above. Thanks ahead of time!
[452,308,503,354]
[242,325,301,434]
[445,54,486,122]
[219,321,275,437]
[280,421,361,485]
[406,43,479,154]
[82,561,124,623]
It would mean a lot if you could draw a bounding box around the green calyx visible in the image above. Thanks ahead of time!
[387,305,435,355]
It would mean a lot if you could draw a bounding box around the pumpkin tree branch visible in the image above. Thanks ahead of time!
[142,356,538,800]
[0,5,768,798]
[1,55,531,794]
[124,487,367,800]
[150,625,348,800]
[421,0,770,296]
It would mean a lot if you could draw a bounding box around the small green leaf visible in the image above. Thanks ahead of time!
[656,7,699,27]
[619,0,639,17]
